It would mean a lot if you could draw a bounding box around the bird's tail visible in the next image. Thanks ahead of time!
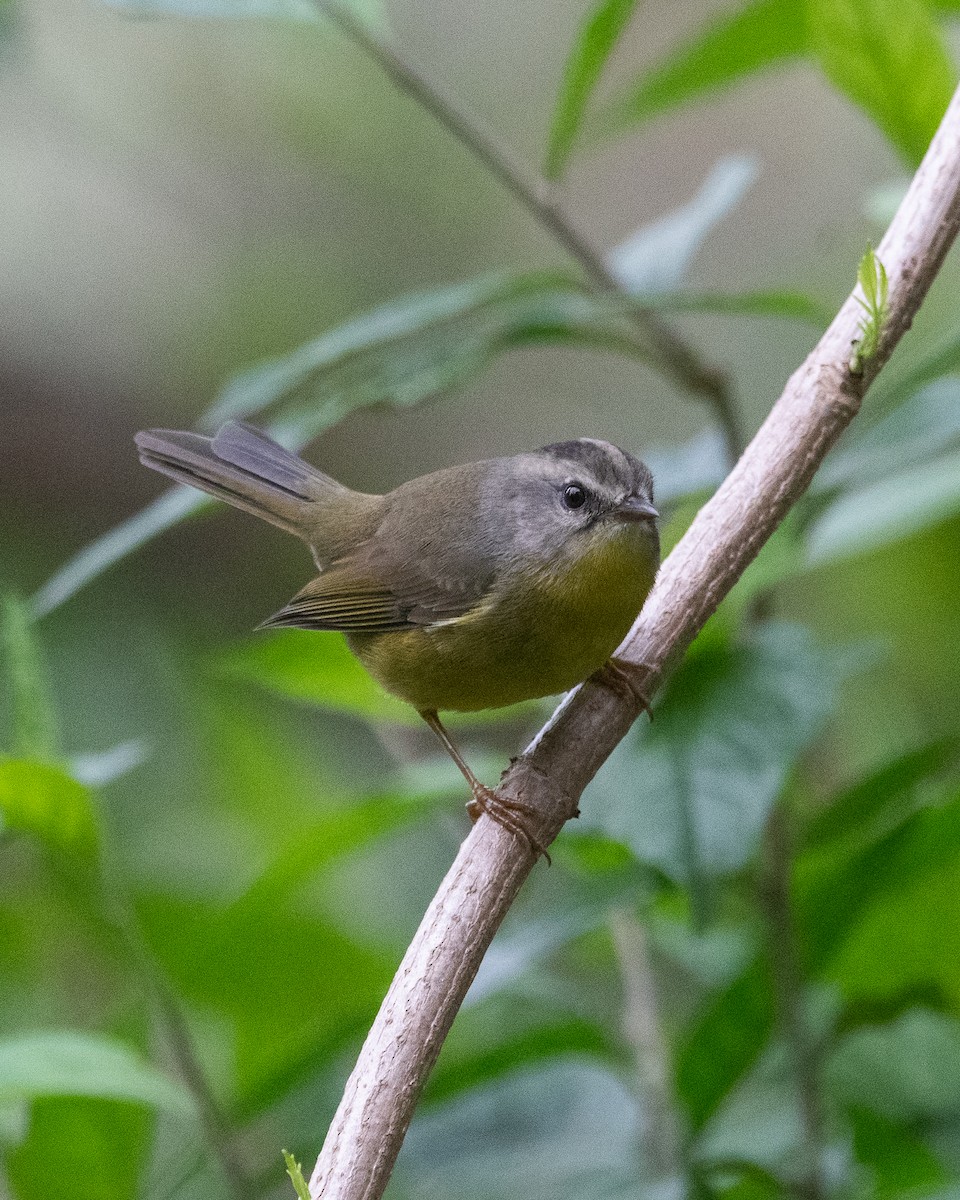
[135,421,348,539]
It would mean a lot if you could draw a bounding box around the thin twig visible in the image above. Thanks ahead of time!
[307,87,960,1200]
[312,0,744,460]
[94,848,254,1200]
[759,807,825,1200]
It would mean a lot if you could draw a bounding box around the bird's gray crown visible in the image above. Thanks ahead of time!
[539,438,654,499]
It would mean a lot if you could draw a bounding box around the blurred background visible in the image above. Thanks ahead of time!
[4,0,960,1197]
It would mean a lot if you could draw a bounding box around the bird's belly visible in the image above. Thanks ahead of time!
[349,541,656,713]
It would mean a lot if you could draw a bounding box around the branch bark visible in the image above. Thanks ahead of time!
[308,88,960,1200]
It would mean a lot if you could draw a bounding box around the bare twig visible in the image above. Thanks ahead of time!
[307,87,960,1200]
[312,0,744,459]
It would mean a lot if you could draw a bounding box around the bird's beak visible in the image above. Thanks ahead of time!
[612,496,659,522]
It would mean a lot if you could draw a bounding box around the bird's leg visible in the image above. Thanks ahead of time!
[419,710,550,863]
[591,657,654,720]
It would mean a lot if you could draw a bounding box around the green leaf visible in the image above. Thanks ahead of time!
[202,272,537,427]
[803,739,957,853]
[544,0,640,179]
[7,1096,153,1200]
[137,892,391,1113]
[608,156,758,294]
[797,786,960,978]
[424,996,614,1107]
[826,1009,960,1121]
[647,289,832,326]
[851,246,889,373]
[283,1149,312,1200]
[598,0,808,136]
[807,447,960,565]
[218,629,416,723]
[217,629,541,727]
[0,758,98,852]
[0,1031,194,1114]
[399,1061,643,1200]
[847,1106,948,1199]
[675,958,776,1131]
[815,377,960,493]
[585,623,841,888]
[808,0,957,166]
[1,593,57,760]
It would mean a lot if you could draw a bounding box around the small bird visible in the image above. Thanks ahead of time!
[135,422,660,856]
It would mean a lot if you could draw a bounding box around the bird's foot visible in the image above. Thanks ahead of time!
[592,657,654,720]
[467,784,551,865]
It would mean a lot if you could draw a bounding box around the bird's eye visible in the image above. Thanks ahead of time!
[562,483,587,510]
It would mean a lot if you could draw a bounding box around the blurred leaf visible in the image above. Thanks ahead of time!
[816,378,960,493]
[676,958,776,1132]
[0,1031,194,1114]
[797,786,960,977]
[137,893,391,1114]
[688,1040,806,1177]
[650,912,756,990]
[544,0,640,179]
[847,1106,948,1198]
[648,288,832,325]
[695,990,841,1177]
[218,629,414,723]
[31,486,206,620]
[218,629,539,728]
[399,1060,644,1200]
[807,447,960,565]
[70,739,149,788]
[467,901,619,1006]
[808,0,956,166]
[1,593,57,760]
[645,429,728,505]
[232,793,433,915]
[7,1096,153,1200]
[803,739,957,853]
[826,1009,960,1121]
[598,0,807,135]
[585,623,841,889]
[0,758,98,852]
[203,272,544,427]
[425,997,614,1107]
[608,156,759,295]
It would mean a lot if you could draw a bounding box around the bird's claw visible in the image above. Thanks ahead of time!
[591,657,654,719]
[467,784,551,865]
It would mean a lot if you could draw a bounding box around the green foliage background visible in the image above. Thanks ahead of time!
[3,1,960,1197]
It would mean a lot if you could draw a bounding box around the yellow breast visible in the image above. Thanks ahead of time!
[349,528,657,713]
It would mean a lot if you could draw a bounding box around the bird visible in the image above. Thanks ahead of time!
[135,422,660,857]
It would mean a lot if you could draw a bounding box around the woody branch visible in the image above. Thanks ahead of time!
[307,86,960,1200]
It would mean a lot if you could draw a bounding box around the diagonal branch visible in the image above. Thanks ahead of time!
[308,88,960,1200]
[313,0,743,460]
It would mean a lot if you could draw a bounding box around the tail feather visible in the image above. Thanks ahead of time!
[135,421,342,539]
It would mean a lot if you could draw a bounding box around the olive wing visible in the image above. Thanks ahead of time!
[259,558,491,634]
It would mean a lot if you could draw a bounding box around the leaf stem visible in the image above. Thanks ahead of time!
[311,0,745,460]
